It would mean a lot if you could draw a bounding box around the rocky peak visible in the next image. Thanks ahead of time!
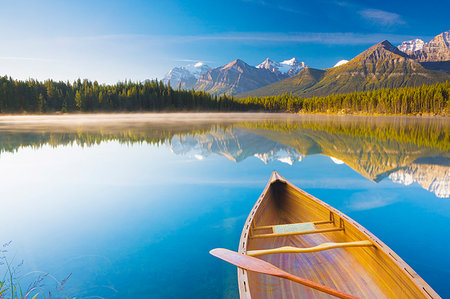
[398,39,425,55]
[162,62,211,89]
[222,59,248,69]
[398,30,450,62]
[418,30,450,62]
[256,58,279,73]
[355,40,409,63]
[379,40,408,55]
[256,57,306,76]
[281,57,299,66]
[195,58,284,95]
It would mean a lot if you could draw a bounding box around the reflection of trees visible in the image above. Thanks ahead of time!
[237,117,449,181]
[0,124,229,154]
[237,116,449,151]
[0,116,448,186]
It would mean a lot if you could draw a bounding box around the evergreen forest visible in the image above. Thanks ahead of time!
[0,75,448,115]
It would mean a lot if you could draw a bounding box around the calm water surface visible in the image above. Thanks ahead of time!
[0,113,449,298]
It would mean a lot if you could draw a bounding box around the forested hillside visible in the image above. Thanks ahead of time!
[239,41,450,99]
[238,81,450,115]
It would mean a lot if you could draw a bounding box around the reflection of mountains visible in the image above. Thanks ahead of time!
[0,114,448,197]
[169,125,449,198]
[389,157,449,198]
[170,129,302,165]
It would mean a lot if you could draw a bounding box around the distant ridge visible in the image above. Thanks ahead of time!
[238,40,450,98]
[194,59,285,95]
[397,30,450,73]
[163,57,306,95]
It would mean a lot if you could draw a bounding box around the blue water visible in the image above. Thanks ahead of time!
[0,114,449,298]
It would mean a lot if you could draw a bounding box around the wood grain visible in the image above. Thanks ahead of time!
[211,248,360,299]
[237,171,441,299]
[246,240,373,257]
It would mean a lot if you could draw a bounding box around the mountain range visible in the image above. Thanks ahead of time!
[398,31,450,73]
[239,39,450,98]
[163,58,306,95]
[162,30,450,97]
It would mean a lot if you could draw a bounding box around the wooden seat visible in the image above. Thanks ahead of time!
[251,219,343,239]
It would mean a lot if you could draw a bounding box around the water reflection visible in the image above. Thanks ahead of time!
[0,113,448,198]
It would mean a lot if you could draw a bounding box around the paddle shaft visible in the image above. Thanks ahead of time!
[278,271,360,299]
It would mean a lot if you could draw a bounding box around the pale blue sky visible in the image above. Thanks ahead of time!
[0,0,448,83]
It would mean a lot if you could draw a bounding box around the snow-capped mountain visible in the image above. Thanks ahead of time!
[162,57,307,95]
[397,31,450,73]
[397,39,425,55]
[184,62,211,78]
[162,62,211,89]
[195,59,284,95]
[333,60,349,67]
[256,57,306,76]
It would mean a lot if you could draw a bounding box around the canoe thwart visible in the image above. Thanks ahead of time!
[250,226,344,238]
[246,240,374,257]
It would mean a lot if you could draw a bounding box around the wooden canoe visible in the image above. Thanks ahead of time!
[238,171,440,299]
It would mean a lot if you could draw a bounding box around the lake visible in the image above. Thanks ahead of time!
[0,113,449,298]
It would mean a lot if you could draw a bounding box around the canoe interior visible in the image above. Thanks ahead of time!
[238,175,439,299]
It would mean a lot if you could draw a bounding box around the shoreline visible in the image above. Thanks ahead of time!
[0,111,448,121]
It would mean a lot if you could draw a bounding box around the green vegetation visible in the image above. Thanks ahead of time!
[0,77,242,113]
[238,82,450,115]
[236,117,449,180]
[0,75,448,115]
[237,116,449,151]
[238,41,450,99]
[1,242,71,299]
[0,115,447,183]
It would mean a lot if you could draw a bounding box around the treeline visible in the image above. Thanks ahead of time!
[0,75,449,115]
[238,82,450,115]
[0,76,244,113]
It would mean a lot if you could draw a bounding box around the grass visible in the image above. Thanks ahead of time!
[0,241,71,299]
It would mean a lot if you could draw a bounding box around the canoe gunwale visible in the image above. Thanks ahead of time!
[237,171,440,299]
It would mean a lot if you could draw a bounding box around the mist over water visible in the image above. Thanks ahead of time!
[0,113,449,298]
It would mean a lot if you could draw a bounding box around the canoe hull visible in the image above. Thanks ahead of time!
[238,172,440,299]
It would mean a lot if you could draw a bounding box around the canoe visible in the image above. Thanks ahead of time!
[237,171,440,299]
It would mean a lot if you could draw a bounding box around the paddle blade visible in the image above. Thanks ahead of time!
[210,248,360,299]
[210,248,286,277]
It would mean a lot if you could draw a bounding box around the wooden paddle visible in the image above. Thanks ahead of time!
[210,248,360,299]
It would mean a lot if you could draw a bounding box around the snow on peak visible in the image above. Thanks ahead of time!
[397,39,425,55]
[184,62,211,77]
[330,157,345,164]
[281,57,299,66]
[256,58,279,72]
[334,60,349,67]
[257,57,306,76]
[163,62,211,84]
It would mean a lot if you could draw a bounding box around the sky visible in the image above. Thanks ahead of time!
[0,0,448,83]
